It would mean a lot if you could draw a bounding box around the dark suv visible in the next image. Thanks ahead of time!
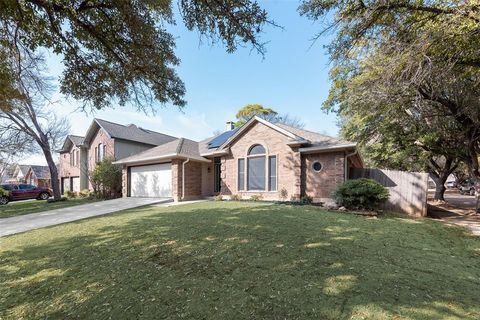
[0,184,52,205]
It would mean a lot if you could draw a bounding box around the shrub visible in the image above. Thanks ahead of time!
[300,195,313,205]
[78,189,91,198]
[279,188,288,201]
[0,187,9,197]
[214,193,223,201]
[333,178,389,210]
[91,158,122,199]
[65,190,77,199]
[230,194,242,201]
[250,194,263,201]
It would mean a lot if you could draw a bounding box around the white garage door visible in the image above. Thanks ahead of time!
[130,163,172,198]
[72,177,80,192]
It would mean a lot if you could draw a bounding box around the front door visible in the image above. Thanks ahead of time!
[214,157,221,193]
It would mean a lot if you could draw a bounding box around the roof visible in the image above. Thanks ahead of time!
[115,116,358,165]
[214,116,355,152]
[68,135,85,146]
[17,165,30,175]
[59,135,85,153]
[29,165,51,179]
[84,118,177,146]
[114,138,210,165]
[274,123,350,148]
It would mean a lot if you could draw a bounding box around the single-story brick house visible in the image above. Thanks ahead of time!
[24,165,52,188]
[114,116,363,203]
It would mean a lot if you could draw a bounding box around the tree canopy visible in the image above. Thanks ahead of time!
[299,0,480,190]
[0,0,271,111]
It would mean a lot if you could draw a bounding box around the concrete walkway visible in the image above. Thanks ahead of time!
[0,197,171,237]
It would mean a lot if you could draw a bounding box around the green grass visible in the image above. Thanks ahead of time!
[0,198,96,218]
[1,202,479,320]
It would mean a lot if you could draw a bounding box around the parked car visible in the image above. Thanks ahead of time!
[0,184,52,205]
[446,181,457,189]
[459,181,476,196]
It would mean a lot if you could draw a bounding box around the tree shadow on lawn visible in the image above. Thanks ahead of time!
[1,203,480,319]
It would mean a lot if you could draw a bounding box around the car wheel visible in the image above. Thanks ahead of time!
[0,196,8,205]
[39,192,50,200]
[470,189,476,196]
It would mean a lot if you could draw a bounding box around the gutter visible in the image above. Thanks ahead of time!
[344,149,358,180]
[299,143,357,154]
[181,158,190,200]
[113,153,210,165]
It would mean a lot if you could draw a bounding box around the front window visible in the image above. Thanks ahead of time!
[247,157,266,190]
[238,144,277,192]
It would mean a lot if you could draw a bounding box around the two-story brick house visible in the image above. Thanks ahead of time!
[58,119,177,193]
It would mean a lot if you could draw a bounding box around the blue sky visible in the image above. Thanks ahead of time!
[24,0,338,164]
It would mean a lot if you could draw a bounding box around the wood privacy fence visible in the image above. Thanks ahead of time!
[350,168,429,217]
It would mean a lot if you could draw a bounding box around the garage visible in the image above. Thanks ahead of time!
[129,163,172,198]
[71,177,80,192]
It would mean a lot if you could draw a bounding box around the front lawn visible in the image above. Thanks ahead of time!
[1,202,479,319]
[0,198,96,219]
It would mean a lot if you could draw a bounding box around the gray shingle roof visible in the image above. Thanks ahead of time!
[30,165,51,179]
[95,119,177,146]
[274,123,350,147]
[69,135,85,146]
[115,138,207,164]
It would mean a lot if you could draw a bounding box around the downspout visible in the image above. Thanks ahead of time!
[344,149,358,181]
[181,158,190,201]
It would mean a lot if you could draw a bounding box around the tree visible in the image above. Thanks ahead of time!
[235,104,278,126]
[0,52,70,200]
[0,0,272,112]
[91,158,122,199]
[235,104,305,128]
[299,0,480,189]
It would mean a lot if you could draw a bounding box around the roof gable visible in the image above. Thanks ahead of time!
[217,116,304,150]
[59,135,85,153]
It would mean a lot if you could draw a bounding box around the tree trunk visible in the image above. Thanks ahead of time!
[41,146,61,200]
[430,174,448,201]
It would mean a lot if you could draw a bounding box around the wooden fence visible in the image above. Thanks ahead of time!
[351,168,429,217]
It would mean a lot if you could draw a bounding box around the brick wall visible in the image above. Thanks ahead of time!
[59,146,81,178]
[221,121,300,201]
[172,159,203,201]
[302,152,345,201]
[87,128,115,173]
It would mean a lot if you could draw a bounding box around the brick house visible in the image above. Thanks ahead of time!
[114,116,363,203]
[24,165,52,188]
[58,119,177,194]
[9,164,30,184]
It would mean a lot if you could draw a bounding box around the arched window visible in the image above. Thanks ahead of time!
[238,144,277,192]
[248,144,266,155]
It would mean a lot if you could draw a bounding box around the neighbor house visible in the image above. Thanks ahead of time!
[114,116,363,203]
[24,165,52,188]
[58,119,177,193]
[8,164,31,184]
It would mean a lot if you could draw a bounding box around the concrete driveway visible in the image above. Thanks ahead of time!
[0,197,171,237]
[428,191,480,236]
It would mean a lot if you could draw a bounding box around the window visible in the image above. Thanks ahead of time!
[76,150,80,167]
[248,144,266,155]
[94,147,98,162]
[312,161,322,172]
[269,156,277,191]
[238,144,278,192]
[97,143,103,162]
[238,158,245,191]
[19,184,34,190]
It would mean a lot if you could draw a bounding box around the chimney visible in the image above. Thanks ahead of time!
[225,121,235,131]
